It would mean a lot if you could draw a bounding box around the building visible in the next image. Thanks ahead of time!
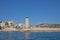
[48,24,60,28]
[18,23,24,29]
[0,21,5,29]
[39,24,60,28]
[8,20,14,26]
[40,24,48,28]
[25,17,30,28]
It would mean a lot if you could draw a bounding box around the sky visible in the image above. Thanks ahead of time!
[0,0,60,25]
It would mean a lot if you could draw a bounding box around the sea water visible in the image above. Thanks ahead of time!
[0,32,60,40]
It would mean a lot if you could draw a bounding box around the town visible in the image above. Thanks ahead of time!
[0,17,60,32]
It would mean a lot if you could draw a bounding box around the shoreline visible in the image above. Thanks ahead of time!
[0,28,60,32]
[0,31,60,32]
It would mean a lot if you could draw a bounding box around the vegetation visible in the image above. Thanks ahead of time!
[0,26,1,29]
[0,21,2,23]
[7,25,10,28]
[5,22,9,25]
[5,22,10,28]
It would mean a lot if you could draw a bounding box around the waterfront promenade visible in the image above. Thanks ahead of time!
[20,28,60,32]
[0,27,60,32]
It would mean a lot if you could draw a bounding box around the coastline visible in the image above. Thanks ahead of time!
[0,28,60,32]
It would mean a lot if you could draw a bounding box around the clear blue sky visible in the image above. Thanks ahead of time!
[0,0,60,25]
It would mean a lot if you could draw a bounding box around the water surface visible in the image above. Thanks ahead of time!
[0,32,60,40]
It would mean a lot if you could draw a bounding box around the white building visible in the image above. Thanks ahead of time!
[0,21,5,29]
[25,17,30,28]
[8,20,15,27]
[18,23,24,28]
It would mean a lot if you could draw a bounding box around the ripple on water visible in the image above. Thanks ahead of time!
[0,32,60,40]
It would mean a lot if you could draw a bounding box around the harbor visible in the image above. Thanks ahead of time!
[0,17,60,32]
[0,0,60,40]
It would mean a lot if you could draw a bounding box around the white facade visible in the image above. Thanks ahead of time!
[8,20,14,26]
[25,17,29,28]
[0,22,5,27]
[18,24,24,28]
[19,24,22,27]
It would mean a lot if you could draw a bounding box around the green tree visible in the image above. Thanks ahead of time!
[0,26,1,29]
[5,22,9,25]
[5,22,10,28]
[0,21,2,23]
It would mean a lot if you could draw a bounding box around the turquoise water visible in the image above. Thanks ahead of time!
[0,32,60,40]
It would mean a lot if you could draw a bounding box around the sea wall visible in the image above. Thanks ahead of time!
[0,28,60,32]
[30,28,60,32]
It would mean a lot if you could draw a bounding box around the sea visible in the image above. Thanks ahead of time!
[0,32,60,40]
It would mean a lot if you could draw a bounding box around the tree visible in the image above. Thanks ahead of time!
[5,22,9,25]
[0,26,1,29]
[5,22,10,28]
[0,21,2,23]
